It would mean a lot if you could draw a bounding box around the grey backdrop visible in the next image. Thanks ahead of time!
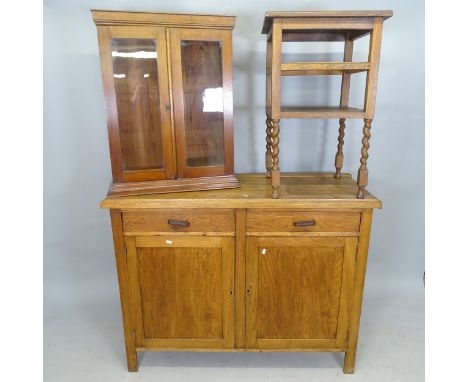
[44,0,424,380]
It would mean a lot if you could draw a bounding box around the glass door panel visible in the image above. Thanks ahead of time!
[101,26,174,182]
[111,38,164,171]
[170,29,234,178]
[181,41,225,168]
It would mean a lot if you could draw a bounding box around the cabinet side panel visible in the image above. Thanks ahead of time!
[97,27,124,181]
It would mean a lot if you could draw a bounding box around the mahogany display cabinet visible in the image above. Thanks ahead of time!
[92,10,239,196]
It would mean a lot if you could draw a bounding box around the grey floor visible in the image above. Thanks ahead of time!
[44,279,424,381]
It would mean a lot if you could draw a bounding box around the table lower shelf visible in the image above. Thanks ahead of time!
[266,106,365,119]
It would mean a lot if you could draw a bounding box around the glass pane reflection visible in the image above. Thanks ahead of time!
[181,41,225,168]
[111,38,164,171]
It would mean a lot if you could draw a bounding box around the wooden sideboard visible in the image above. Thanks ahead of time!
[101,174,381,373]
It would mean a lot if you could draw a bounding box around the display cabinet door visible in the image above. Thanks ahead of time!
[246,237,357,349]
[124,235,235,349]
[169,28,234,178]
[97,26,174,182]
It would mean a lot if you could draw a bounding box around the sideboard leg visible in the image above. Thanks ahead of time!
[334,118,346,178]
[343,351,356,374]
[126,348,138,372]
[343,209,373,374]
[265,115,273,178]
[271,119,280,198]
[357,119,372,198]
[110,210,139,372]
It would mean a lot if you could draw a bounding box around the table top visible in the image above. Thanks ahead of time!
[101,173,382,210]
[262,10,393,34]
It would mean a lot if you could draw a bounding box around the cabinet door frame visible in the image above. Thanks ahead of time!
[97,25,175,182]
[246,236,357,350]
[169,28,234,179]
[124,235,235,349]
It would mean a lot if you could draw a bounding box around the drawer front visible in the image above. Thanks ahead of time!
[246,211,361,234]
[123,209,235,234]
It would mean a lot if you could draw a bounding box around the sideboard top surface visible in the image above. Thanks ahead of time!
[261,10,393,34]
[101,173,382,210]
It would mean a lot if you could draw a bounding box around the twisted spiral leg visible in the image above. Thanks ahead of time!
[357,119,372,199]
[270,119,280,198]
[265,116,273,178]
[334,118,346,178]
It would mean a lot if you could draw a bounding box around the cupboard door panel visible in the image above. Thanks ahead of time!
[97,26,174,182]
[138,246,223,339]
[170,28,234,178]
[125,236,234,349]
[246,237,357,349]
[258,245,343,339]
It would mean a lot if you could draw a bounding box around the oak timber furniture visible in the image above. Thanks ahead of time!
[92,10,238,196]
[262,11,393,198]
[101,173,381,373]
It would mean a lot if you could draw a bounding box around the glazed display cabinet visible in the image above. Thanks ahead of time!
[92,10,238,196]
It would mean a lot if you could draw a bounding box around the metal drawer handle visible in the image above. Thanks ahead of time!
[293,220,316,227]
[168,219,190,227]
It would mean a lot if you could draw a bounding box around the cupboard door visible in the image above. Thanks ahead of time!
[246,237,357,349]
[124,236,235,349]
[169,28,234,178]
[97,26,174,182]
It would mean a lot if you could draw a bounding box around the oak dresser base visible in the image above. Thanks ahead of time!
[102,174,380,373]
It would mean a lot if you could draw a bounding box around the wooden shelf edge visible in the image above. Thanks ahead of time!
[281,62,370,76]
[102,197,382,210]
[106,175,240,198]
[280,107,365,119]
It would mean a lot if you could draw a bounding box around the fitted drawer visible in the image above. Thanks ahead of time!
[246,211,361,234]
[122,209,235,234]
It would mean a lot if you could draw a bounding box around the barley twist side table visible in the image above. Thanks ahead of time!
[262,11,393,198]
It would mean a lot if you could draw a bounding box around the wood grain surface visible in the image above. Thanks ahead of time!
[246,210,360,233]
[262,11,392,34]
[122,209,234,233]
[245,236,357,349]
[101,173,382,209]
[125,236,235,348]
